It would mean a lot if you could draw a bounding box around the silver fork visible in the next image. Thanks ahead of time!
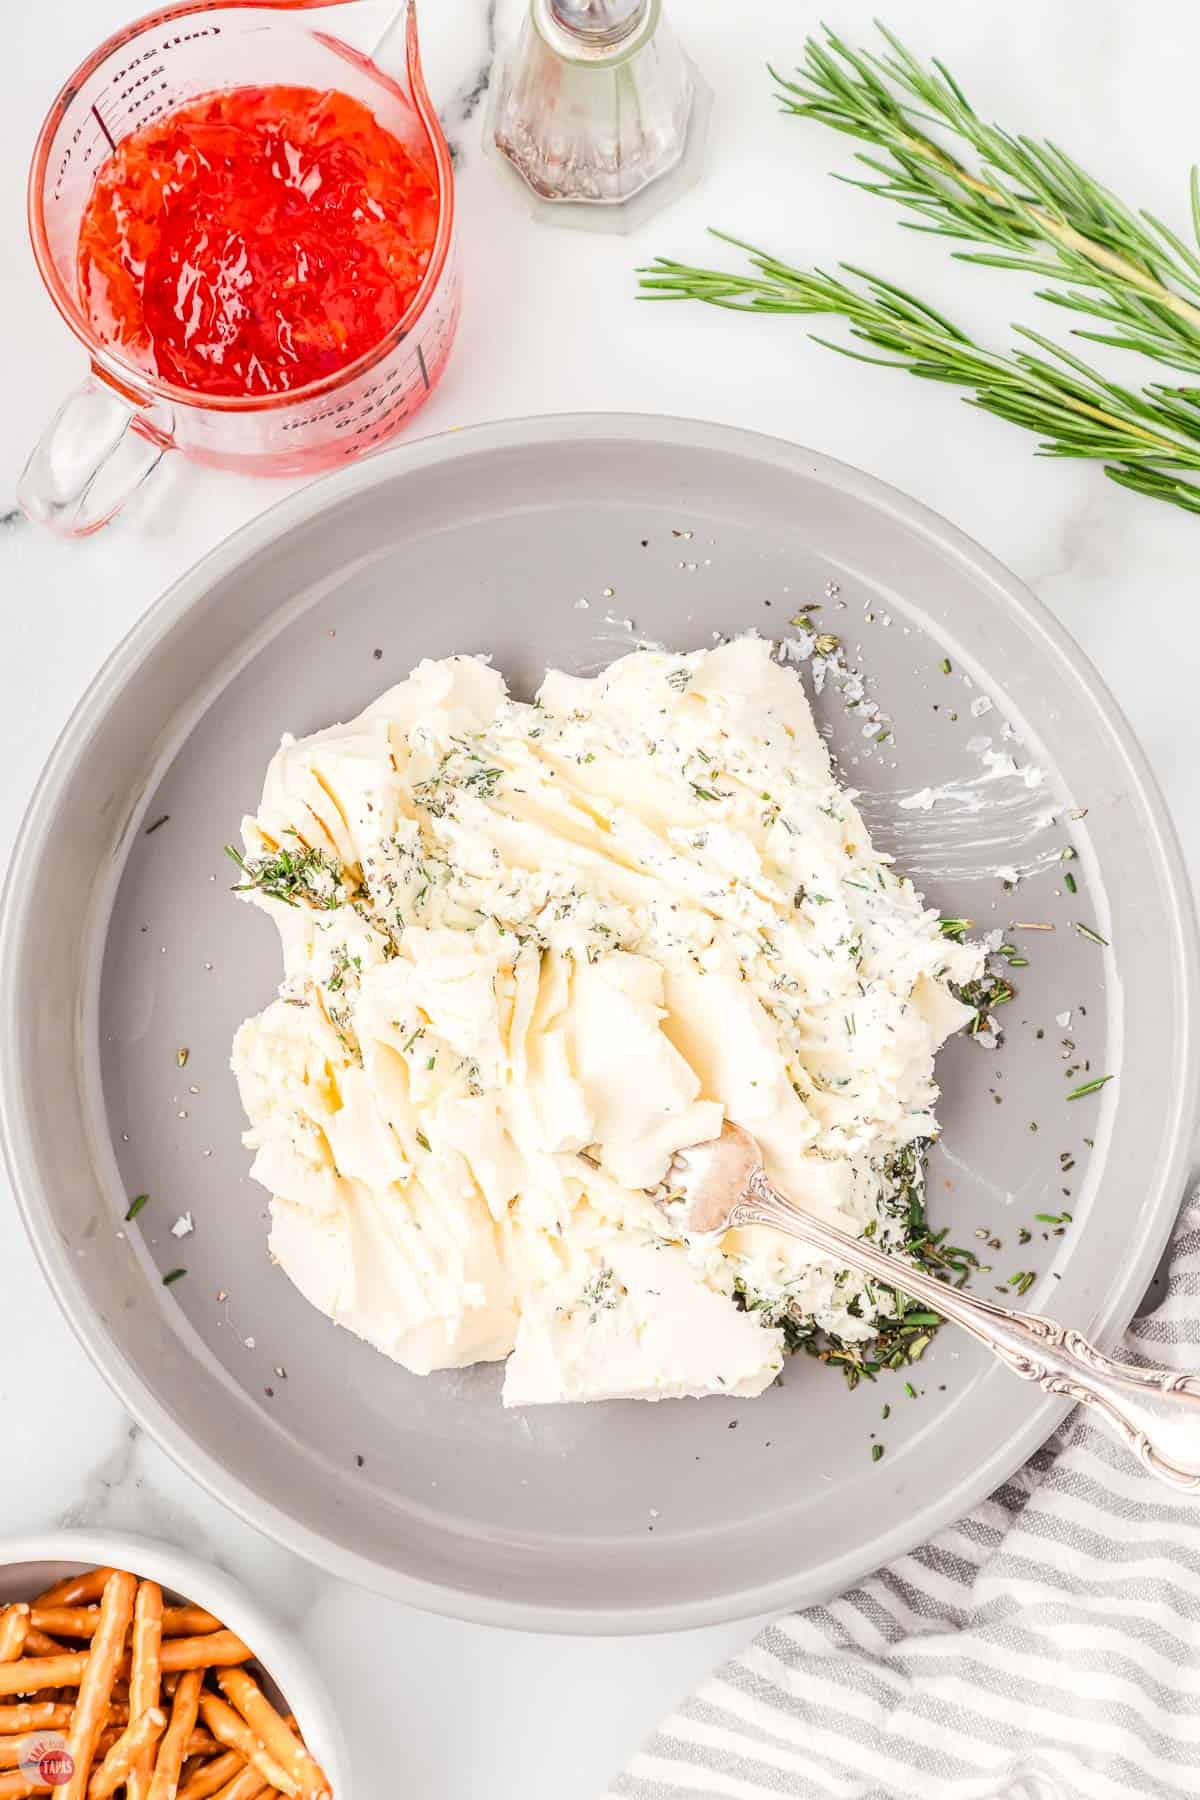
[659,1121,1200,1492]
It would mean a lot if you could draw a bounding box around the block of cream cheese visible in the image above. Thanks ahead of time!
[231,639,983,1404]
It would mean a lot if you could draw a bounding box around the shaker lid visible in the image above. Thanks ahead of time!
[548,0,648,44]
[533,0,658,61]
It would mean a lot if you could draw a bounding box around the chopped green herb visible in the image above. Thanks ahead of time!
[1067,1075,1113,1101]
[940,658,952,675]
[1064,872,1077,894]
[465,766,504,799]
[938,917,972,942]
[415,1129,432,1152]
[162,1268,186,1286]
[125,1194,149,1222]
[953,966,1014,1034]
[1074,922,1109,947]
[581,1265,622,1318]
[871,1443,885,1462]
[225,841,344,910]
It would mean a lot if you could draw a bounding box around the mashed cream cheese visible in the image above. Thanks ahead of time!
[231,639,983,1405]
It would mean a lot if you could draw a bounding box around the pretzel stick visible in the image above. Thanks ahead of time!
[60,1568,136,1800]
[76,1721,212,1758]
[148,1669,203,1800]
[0,1744,53,1771]
[158,1637,251,1675]
[0,1772,47,1798]
[32,1610,222,1643]
[0,1730,201,1773]
[0,1704,72,1734]
[32,1574,116,1611]
[176,1753,243,1800]
[209,1768,267,1800]
[27,1612,96,1642]
[126,1583,164,1800]
[196,1699,295,1797]
[88,1705,166,1799]
[1,1634,254,1701]
[215,1673,327,1800]
[0,1614,30,1666]
[0,1653,89,1697]
[23,1634,66,1659]
[160,1612,221,1640]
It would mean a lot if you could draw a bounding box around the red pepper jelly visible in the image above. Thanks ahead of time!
[77,85,440,398]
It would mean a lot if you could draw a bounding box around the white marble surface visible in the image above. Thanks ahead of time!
[3,1,1200,1795]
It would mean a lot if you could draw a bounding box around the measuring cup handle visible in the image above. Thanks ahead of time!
[18,369,174,537]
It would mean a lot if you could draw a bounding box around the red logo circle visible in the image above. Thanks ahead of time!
[18,1732,75,1787]
[36,1749,75,1785]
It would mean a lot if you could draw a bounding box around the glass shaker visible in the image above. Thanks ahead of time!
[489,0,703,219]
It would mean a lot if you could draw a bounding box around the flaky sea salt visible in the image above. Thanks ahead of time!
[171,1212,194,1239]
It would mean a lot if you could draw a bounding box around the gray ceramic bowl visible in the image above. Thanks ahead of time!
[1,416,1196,1632]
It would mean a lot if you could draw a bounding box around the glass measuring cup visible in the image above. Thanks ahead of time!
[22,0,459,535]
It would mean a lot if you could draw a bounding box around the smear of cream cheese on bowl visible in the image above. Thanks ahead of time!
[229,638,983,1406]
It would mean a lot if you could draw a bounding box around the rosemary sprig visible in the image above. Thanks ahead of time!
[640,25,1200,513]
[773,24,1200,374]
[639,240,1200,513]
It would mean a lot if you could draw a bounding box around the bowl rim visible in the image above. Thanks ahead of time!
[2,412,1197,1633]
[0,1527,350,1791]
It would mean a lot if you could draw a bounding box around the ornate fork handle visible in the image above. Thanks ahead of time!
[735,1168,1200,1492]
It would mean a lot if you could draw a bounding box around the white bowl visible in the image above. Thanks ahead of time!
[0,1529,349,1797]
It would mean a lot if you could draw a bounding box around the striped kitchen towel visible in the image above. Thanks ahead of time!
[610,1191,1200,1800]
